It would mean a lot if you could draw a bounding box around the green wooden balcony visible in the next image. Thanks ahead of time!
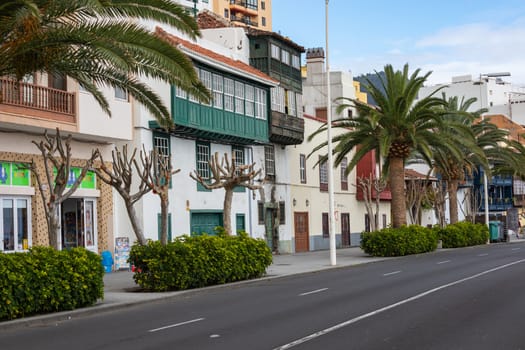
[269,110,304,145]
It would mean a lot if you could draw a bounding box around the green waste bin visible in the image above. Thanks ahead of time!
[489,221,503,242]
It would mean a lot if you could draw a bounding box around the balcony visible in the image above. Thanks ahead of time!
[269,110,304,145]
[0,78,76,124]
[229,0,258,16]
[230,14,258,27]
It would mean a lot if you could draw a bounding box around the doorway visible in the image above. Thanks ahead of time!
[341,213,350,247]
[294,212,309,252]
[61,198,97,252]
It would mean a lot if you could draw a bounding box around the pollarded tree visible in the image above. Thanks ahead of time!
[146,149,180,245]
[28,128,98,249]
[93,145,153,246]
[309,64,466,228]
[190,152,261,235]
[0,0,211,128]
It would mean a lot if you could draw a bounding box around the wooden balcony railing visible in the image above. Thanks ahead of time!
[0,78,75,116]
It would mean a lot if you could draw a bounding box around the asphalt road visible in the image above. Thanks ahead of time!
[1,242,525,350]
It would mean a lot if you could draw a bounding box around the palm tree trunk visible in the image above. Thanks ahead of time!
[223,188,233,235]
[389,157,407,228]
[448,180,459,224]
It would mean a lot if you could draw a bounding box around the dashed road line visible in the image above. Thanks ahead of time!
[383,271,402,277]
[299,288,328,296]
[148,318,205,333]
[437,260,451,265]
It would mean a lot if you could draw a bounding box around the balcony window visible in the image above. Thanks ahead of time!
[292,55,301,69]
[235,81,245,114]
[281,50,290,65]
[245,85,254,117]
[271,86,285,113]
[271,44,280,60]
[224,78,234,112]
[254,88,267,120]
[212,73,223,109]
[287,90,296,117]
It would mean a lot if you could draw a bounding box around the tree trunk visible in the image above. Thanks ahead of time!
[389,157,407,228]
[160,193,169,245]
[125,202,147,245]
[48,202,60,249]
[223,187,233,235]
[448,180,459,224]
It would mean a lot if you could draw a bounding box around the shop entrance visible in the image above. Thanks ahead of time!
[61,198,97,252]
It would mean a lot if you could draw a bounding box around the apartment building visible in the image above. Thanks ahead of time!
[213,0,272,30]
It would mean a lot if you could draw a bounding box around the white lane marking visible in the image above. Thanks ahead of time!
[512,248,521,251]
[148,318,205,333]
[383,271,402,276]
[299,288,328,296]
[478,253,489,257]
[273,259,525,350]
[210,334,220,338]
[437,260,451,265]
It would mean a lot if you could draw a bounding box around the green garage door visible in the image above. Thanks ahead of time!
[191,211,223,236]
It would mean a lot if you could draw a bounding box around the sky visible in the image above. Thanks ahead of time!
[272,0,525,86]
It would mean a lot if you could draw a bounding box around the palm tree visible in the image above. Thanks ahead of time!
[0,0,210,128]
[309,63,467,228]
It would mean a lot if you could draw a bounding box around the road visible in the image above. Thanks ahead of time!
[1,242,525,350]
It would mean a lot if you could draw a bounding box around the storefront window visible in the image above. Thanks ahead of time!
[1,197,30,252]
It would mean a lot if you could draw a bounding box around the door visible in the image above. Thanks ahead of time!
[341,213,350,247]
[84,199,97,252]
[294,212,309,252]
[191,212,223,236]
[61,198,97,252]
[236,214,245,234]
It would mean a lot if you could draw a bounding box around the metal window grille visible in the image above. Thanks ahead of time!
[196,143,210,179]
[264,145,275,178]
[319,158,328,191]
[300,154,307,183]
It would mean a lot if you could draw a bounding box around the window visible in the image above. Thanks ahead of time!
[258,201,264,224]
[300,154,307,184]
[296,93,303,118]
[224,78,234,112]
[261,17,266,27]
[271,86,285,113]
[254,88,267,120]
[114,86,127,100]
[340,157,348,191]
[271,44,280,60]
[287,90,296,116]
[292,55,301,69]
[245,85,255,117]
[212,73,223,109]
[264,145,275,180]
[316,107,327,120]
[175,85,187,99]
[224,9,229,18]
[153,132,171,185]
[196,141,211,180]
[382,214,387,228]
[246,0,257,10]
[281,50,290,65]
[2,198,30,252]
[261,1,266,10]
[279,201,285,225]
[322,213,329,238]
[319,157,328,191]
[347,109,353,118]
[365,214,371,232]
[157,213,172,242]
[232,146,245,176]
[235,81,245,114]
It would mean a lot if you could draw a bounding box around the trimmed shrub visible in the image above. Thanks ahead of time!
[129,232,272,291]
[0,247,104,321]
[361,225,438,257]
[434,221,488,248]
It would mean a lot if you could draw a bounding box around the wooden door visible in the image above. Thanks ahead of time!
[341,213,350,246]
[294,212,309,252]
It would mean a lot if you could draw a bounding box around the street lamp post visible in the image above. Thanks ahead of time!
[479,72,511,230]
[325,0,336,265]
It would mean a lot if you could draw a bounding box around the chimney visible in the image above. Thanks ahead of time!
[306,47,325,77]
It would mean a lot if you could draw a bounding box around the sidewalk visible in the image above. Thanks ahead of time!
[2,246,389,330]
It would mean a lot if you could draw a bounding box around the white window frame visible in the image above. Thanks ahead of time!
[235,81,245,115]
[292,55,301,69]
[287,90,296,117]
[245,85,255,117]
[224,78,235,112]
[255,88,267,120]
[175,85,187,99]
[299,154,307,184]
[271,87,285,113]
[1,196,31,252]
[197,69,212,104]
[271,44,280,60]
[265,145,275,178]
[196,142,211,179]
[213,73,223,109]
[281,50,290,65]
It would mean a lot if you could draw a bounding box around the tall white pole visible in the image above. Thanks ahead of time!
[325,0,336,265]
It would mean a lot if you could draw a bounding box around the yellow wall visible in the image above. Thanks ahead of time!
[353,81,367,104]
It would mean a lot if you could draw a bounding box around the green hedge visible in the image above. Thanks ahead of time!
[0,247,104,321]
[129,232,272,291]
[361,225,438,257]
[434,221,488,248]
